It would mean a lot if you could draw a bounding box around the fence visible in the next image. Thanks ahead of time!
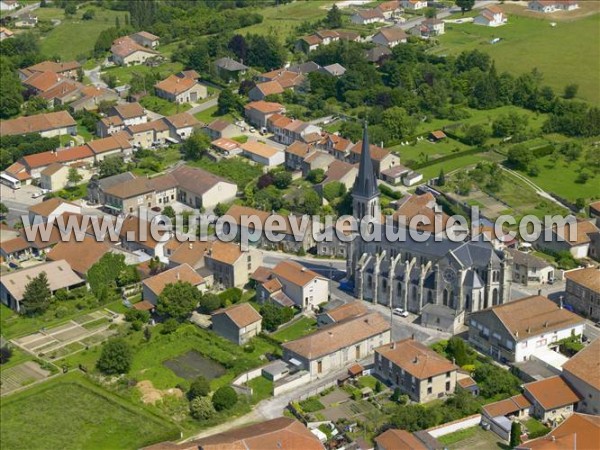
[426,414,482,438]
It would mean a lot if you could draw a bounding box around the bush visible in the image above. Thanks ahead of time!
[189,396,215,420]
[211,386,238,411]
[188,376,211,400]
[96,338,132,375]
[54,305,69,318]
[161,318,179,334]
[0,346,13,365]
[124,309,150,324]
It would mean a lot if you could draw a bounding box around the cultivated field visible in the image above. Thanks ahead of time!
[434,13,600,104]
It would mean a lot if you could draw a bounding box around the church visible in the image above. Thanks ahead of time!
[345,124,512,333]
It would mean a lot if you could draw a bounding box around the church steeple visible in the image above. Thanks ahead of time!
[352,122,380,220]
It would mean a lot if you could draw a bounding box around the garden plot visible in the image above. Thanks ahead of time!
[11,311,116,361]
[1,361,51,396]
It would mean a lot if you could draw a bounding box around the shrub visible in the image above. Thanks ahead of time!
[161,318,179,334]
[375,380,383,393]
[211,386,238,411]
[96,338,132,375]
[188,376,211,400]
[189,396,215,420]
[0,346,13,365]
[124,309,150,323]
[54,305,69,318]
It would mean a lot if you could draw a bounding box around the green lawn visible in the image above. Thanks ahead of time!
[240,0,333,37]
[356,375,378,390]
[0,373,178,450]
[187,157,262,188]
[247,376,273,403]
[194,105,238,125]
[418,152,491,180]
[391,138,469,165]
[524,418,551,438]
[438,427,479,446]
[139,95,191,117]
[271,317,317,343]
[39,7,126,60]
[434,14,600,104]
[102,62,184,86]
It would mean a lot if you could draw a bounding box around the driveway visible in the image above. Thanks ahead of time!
[188,97,218,116]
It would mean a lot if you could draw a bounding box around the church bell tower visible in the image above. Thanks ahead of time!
[352,122,380,221]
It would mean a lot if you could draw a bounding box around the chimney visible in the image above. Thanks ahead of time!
[559,296,564,309]
[527,327,531,333]
[328,331,333,337]
[301,267,306,272]
[411,333,415,340]
[544,321,548,328]
[413,356,419,364]
[189,243,193,250]
[391,342,396,350]
[538,289,542,296]
[176,271,180,280]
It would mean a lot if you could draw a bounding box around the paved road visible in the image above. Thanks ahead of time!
[188,98,218,116]
[395,0,500,30]
[84,64,108,89]
[8,2,39,18]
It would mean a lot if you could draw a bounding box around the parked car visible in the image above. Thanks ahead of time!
[393,308,409,317]
[31,191,44,199]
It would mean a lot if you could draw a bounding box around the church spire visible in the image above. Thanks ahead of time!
[353,121,378,199]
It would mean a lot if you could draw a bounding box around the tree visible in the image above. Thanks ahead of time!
[157,281,201,322]
[0,346,13,365]
[128,0,158,29]
[96,338,132,375]
[198,292,221,314]
[188,376,211,400]
[563,83,578,99]
[473,363,520,399]
[0,57,23,119]
[82,9,95,20]
[438,168,446,186]
[22,272,51,316]
[64,3,77,16]
[323,181,346,203]
[463,124,489,146]
[228,34,248,61]
[446,337,475,366]
[324,4,343,28]
[382,106,415,140]
[456,0,475,14]
[272,171,292,189]
[0,202,8,217]
[559,142,582,162]
[189,396,215,420]
[214,202,230,217]
[182,131,210,160]
[507,144,533,170]
[306,169,325,184]
[115,15,121,29]
[510,421,522,448]
[217,88,242,115]
[98,155,126,178]
[260,304,294,331]
[67,167,83,187]
[424,7,437,18]
[212,386,238,411]
[186,41,210,73]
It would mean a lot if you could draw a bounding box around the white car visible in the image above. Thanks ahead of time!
[393,308,409,317]
[31,191,44,199]
[249,127,256,133]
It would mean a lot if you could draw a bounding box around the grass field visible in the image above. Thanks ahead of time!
[247,376,273,402]
[102,62,184,86]
[194,105,238,125]
[391,138,469,165]
[39,7,125,60]
[139,95,192,116]
[0,374,178,450]
[433,13,600,104]
[271,317,317,343]
[241,0,333,37]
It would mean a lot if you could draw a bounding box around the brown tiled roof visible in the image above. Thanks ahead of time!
[213,302,262,328]
[38,80,81,100]
[507,249,552,270]
[212,138,240,152]
[22,145,94,169]
[132,31,159,41]
[553,219,599,246]
[207,241,243,265]
[170,165,234,196]
[207,119,234,132]
[523,376,581,410]
[177,70,200,80]
[377,0,402,12]
[480,295,585,340]
[286,141,313,158]
[245,100,284,114]
[241,141,279,158]
[0,111,76,136]
[482,394,532,418]
[375,339,458,380]
[46,236,111,275]
[100,115,124,128]
[262,277,283,293]
[324,160,356,182]
[356,9,384,19]
[103,176,154,198]
[325,301,368,323]
[143,263,204,297]
[350,140,391,161]
[155,75,197,96]
[430,130,447,139]
[23,71,62,92]
[516,413,600,450]
[283,312,390,360]
[164,112,200,129]
[26,60,81,74]
[127,119,169,134]
[41,162,66,176]
[251,266,273,284]
[5,161,30,180]
[28,198,78,217]
[272,260,324,287]
[457,376,477,389]
[0,236,31,255]
[87,133,132,155]
[301,35,322,46]
[565,267,600,293]
[111,36,158,58]
[255,81,284,97]
[376,27,408,43]
[113,102,146,120]
[268,114,293,129]
[393,193,450,233]
[375,429,427,450]
[147,173,178,192]
[118,215,164,249]
[562,339,600,391]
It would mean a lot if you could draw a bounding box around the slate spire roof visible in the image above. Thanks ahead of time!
[353,122,379,199]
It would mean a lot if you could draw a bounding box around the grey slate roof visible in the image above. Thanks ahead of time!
[214,57,248,72]
[352,123,379,199]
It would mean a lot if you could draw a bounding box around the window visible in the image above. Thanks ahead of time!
[427,387,432,395]
[445,382,451,391]
[428,377,433,383]
[317,361,322,374]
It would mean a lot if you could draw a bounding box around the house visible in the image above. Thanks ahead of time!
[561,339,600,415]
[516,413,599,450]
[248,81,285,102]
[589,200,600,218]
[372,27,408,48]
[264,261,329,311]
[0,260,84,312]
[46,236,112,277]
[169,165,238,210]
[348,140,399,176]
[154,74,207,104]
[111,36,159,66]
[413,18,445,37]
[28,198,81,224]
[87,132,133,162]
[0,110,77,138]
[211,303,262,345]
[163,112,200,142]
[68,86,118,112]
[481,394,533,440]
[375,429,438,450]
[244,101,285,128]
[142,417,324,450]
[0,1,18,11]
[284,141,314,171]
[402,0,428,10]
[204,241,262,289]
[474,5,508,27]
[528,0,579,13]
[272,119,321,146]
[142,263,206,305]
[214,57,248,82]
[282,312,391,379]
[301,150,334,177]
[0,235,33,262]
[240,140,285,167]
[118,215,169,257]
[392,192,452,235]
[101,176,160,214]
[109,102,147,126]
[535,218,600,260]
[40,162,91,192]
[374,339,459,403]
[457,375,480,396]
[350,9,385,25]
[295,34,324,53]
[126,119,171,149]
[0,27,14,40]
[523,376,581,423]
[429,130,447,141]
[14,14,37,28]
[87,172,136,205]
[564,267,600,322]
[204,119,239,140]
[319,63,347,77]
[365,45,392,65]
[321,159,358,191]
[211,138,242,157]
[130,31,159,48]
[19,60,81,81]
[507,249,555,286]
[225,204,314,254]
[376,1,404,19]
[403,170,423,186]
[317,301,368,327]
[380,164,410,185]
[468,295,586,363]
